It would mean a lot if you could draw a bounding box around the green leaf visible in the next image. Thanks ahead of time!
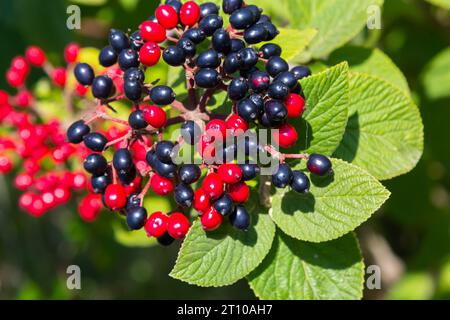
[288,62,349,156]
[286,0,384,59]
[422,47,450,100]
[334,72,424,180]
[328,46,410,95]
[248,231,364,300]
[262,28,318,62]
[271,159,390,243]
[170,201,276,287]
[70,0,108,6]
[387,272,434,300]
[167,66,188,102]
[425,0,450,9]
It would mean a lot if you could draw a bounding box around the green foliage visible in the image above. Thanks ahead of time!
[422,47,450,100]
[425,0,450,9]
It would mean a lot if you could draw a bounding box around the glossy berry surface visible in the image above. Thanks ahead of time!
[83,132,108,152]
[272,164,293,188]
[126,206,148,230]
[74,63,94,86]
[67,120,90,144]
[145,212,168,238]
[178,164,201,184]
[291,171,310,194]
[307,154,333,176]
[174,183,194,207]
[180,1,201,26]
[230,205,251,231]
[149,85,175,105]
[167,213,190,239]
[104,184,127,210]
[228,182,249,203]
[156,4,179,29]
[202,173,224,200]
[201,207,224,231]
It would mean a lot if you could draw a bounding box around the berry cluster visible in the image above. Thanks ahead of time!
[63,0,334,246]
[0,43,107,219]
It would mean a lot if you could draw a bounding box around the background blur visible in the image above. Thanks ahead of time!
[0,0,449,300]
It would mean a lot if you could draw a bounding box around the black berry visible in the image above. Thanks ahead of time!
[272,163,293,188]
[149,85,175,105]
[230,205,251,231]
[67,120,90,144]
[291,171,310,194]
[126,206,148,230]
[174,184,195,207]
[84,132,108,152]
[84,153,108,175]
[74,63,94,86]
[128,110,147,130]
[307,154,333,176]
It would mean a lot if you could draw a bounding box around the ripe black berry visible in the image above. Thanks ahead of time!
[239,48,258,70]
[84,153,108,175]
[268,81,289,100]
[177,38,197,58]
[199,14,224,36]
[91,173,112,194]
[74,63,94,86]
[130,31,144,51]
[229,7,257,30]
[195,68,220,88]
[163,45,186,66]
[166,0,182,13]
[146,150,157,167]
[128,110,148,130]
[214,193,234,216]
[118,166,137,185]
[157,232,175,246]
[181,120,201,145]
[237,99,258,122]
[260,22,279,41]
[92,76,114,99]
[248,70,270,93]
[84,132,108,152]
[230,39,245,53]
[200,2,219,18]
[228,77,249,101]
[291,66,311,80]
[196,49,221,69]
[67,120,90,144]
[307,154,333,176]
[212,29,231,53]
[124,80,142,101]
[246,5,263,22]
[230,205,251,231]
[113,148,133,171]
[248,94,265,115]
[155,140,175,163]
[174,184,195,208]
[183,28,206,44]
[244,24,268,44]
[223,52,242,74]
[109,29,130,53]
[260,43,282,59]
[266,56,289,77]
[239,163,260,181]
[291,171,310,194]
[265,99,288,123]
[222,0,243,14]
[124,67,145,83]
[149,85,175,105]
[118,49,139,71]
[126,206,148,230]
[272,164,293,188]
[153,158,177,179]
[126,194,141,211]
[178,164,202,184]
[275,71,298,89]
[99,46,118,67]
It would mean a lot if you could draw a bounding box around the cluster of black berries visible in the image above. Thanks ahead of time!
[67,0,333,246]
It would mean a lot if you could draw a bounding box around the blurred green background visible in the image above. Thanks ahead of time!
[0,0,450,299]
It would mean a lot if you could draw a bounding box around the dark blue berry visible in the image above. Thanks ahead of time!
[163,45,186,66]
[118,166,137,185]
[84,153,108,175]
[124,67,145,83]
[199,14,224,36]
[153,158,177,179]
[268,81,289,100]
[177,38,197,58]
[155,141,175,163]
[229,7,257,30]
[212,29,231,53]
[126,194,141,211]
[157,232,175,246]
[128,110,147,130]
[274,71,298,89]
[181,120,201,145]
[291,171,310,193]
[118,49,139,71]
[174,184,195,208]
[260,43,281,59]
[244,24,268,44]
[266,56,289,77]
[195,68,220,88]
[84,132,108,152]
[291,66,312,80]
[222,0,243,14]
[113,148,133,171]
[146,150,157,167]
[228,77,249,101]
[124,80,142,101]
[200,2,219,18]
[92,76,114,99]
[130,31,143,51]
[265,100,288,123]
[183,28,206,44]
[237,99,258,122]
[91,173,112,194]
[99,46,118,67]
[214,194,234,216]
[196,49,221,69]
[230,39,245,53]
[126,206,147,230]
[272,164,293,188]
[239,48,258,70]
[248,70,270,93]
[178,164,202,184]
[166,0,182,13]
[239,164,260,181]
[261,22,279,41]
[230,205,251,231]
[149,85,175,105]
[74,63,94,86]
[67,120,90,144]
[223,52,242,74]
[109,29,130,53]
[307,154,333,176]
[248,94,265,115]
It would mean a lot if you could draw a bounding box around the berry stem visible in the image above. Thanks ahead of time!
[139,173,154,206]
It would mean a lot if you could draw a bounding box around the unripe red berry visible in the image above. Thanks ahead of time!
[53,187,71,205]
[151,173,174,196]
[64,43,80,63]
[75,83,88,96]
[25,46,46,67]
[123,175,142,195]
[142,105,167,129]
[218,163,243,184]
[0,155,13,173]
[273,122,298,148]
[202,172,224,200]
[198,134,216,161]
[52,67,67,87]
[11,56,30,77]
[71,172,88,190]
[28,196,46,218]
[6,69,25,88]
[201,207,224,231]
[167,212,190,239]
[140,21,167,43]
[145,211,168,238]
[139,42,162,66]
[42,191,57,210]
[0,90,9,106]
[205,119,227,142]
[228,182,250,203]
[104,184,127,210]
[285,93,305,118]
[193,188,211,213]
[79,194,102,222]
[226,114,248,136]
[15,90,33,107]
[19,192,35,211]
[180,1,201,27]
[14,173,33,190]
[156,4,179,29]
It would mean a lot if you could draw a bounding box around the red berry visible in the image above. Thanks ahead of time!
[145,211,168,238]
[0,155,13,173]
[71,172,87,190]
[202,172,224,200]
[167,212,190,239]
[123,175,142,195]
[15,90,33,107]
[201,207,224,231]
[104,184,127,210]
[205,119,227,142]
[0,90,9,106]
[151,173,174,196]
[11,56,30,77]
[218,164,243,184]
[193,188,211,213]
[143,105,167,129]
[139,42,162,66]
[42,191,57,210]
[198,134,216,161]
[64,43,80,63]
[285,94,305,118]
[79,194,102,222]
[226,114,248,136]
[19,192,35,211]
[25,46,46,67]
[75,83,88,96]
[228,182,250,203]
[53,187,71,205]
[156,4,179,29]
[273,123,298,148]
[180,1,201,27]
[140,21,167,43]
[15,173,33,190]
[6,69,25,88]
[28,196,46,218]
[52,67,67,87]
